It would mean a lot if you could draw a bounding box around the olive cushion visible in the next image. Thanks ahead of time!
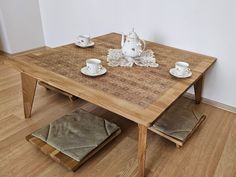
[31,108,121,162]
[152,105,205,142]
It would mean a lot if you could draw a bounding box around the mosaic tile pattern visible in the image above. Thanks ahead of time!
[24,34,202,108]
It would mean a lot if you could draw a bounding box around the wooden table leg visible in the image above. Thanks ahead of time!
[138,124,148,177]
[194,75,204,104]
[21,73,37,118]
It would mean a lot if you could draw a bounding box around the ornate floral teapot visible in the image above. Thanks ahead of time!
[121,28,146,59]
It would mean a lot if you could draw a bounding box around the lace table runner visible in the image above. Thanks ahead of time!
[107,49,159,67]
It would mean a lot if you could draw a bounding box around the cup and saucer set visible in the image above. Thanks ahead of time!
[81,58,107,77]
[169,61,192,78]
[75,35,95,48]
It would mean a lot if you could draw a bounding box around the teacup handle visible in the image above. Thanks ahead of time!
[99,65,102,71]
[186,68,191,72]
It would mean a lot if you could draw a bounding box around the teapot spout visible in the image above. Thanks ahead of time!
[121,33,125,47]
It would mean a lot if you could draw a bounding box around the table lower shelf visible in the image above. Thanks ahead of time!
[25,108,121,171]
[38,81,78,102]
[149,115,205,148]
[149,99,206,148]
[26,129,121,171]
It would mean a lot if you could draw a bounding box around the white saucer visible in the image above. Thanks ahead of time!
[81,66,107,77]
[169,68,192,78]
[75,41,95,48]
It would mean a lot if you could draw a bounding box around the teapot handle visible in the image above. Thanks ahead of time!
[141,39,146,51]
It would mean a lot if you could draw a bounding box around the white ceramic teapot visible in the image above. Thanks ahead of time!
[121,28,146,59]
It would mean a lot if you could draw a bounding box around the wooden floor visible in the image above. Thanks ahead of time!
[1,56,236,177]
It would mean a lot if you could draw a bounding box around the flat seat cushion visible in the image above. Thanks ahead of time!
[152,105,205,142]
[32,108,120,162]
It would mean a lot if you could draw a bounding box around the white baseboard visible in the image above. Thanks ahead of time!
[184,93,236,114]
[1,46,48,56]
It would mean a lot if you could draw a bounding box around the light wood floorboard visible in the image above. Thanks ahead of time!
[0,56,236,177]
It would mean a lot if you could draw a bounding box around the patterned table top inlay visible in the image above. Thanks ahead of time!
[23,33,214,108]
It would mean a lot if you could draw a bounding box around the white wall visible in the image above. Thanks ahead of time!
[37,0,236,108]
[0,0,45,54]
[0,9,11,52]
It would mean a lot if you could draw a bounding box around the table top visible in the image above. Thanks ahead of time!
[5,33,216,126]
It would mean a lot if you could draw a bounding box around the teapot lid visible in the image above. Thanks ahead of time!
[127,28,139,39]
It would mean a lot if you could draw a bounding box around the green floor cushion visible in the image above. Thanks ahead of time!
[32,108,121,162]
[152,104,205,142]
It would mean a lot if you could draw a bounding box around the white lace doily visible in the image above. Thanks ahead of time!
[107,49,159,67]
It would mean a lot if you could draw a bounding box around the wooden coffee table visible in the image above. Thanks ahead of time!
[5,33,216,177]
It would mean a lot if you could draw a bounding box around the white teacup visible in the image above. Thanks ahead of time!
[86,59,102,74]
[175,61,190,76]
[77,35,90,46]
